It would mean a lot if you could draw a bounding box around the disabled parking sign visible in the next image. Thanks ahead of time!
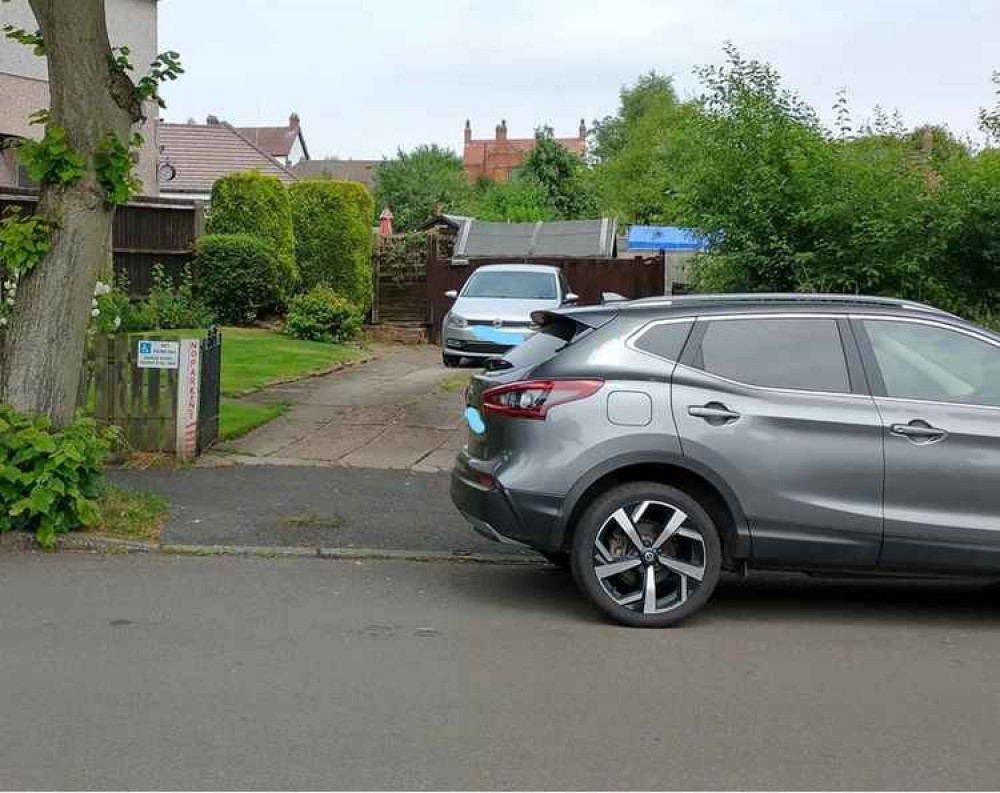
[136,340,180,369]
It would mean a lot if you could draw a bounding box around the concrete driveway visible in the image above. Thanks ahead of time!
[213,344,468,472]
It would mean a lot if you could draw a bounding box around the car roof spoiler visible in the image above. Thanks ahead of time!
[530,306,618,331]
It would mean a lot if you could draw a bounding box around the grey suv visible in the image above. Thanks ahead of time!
[451,294,1000,627]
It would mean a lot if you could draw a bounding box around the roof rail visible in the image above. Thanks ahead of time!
[626,293,954,316]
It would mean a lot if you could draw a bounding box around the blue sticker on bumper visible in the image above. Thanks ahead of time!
[465,406,486,435]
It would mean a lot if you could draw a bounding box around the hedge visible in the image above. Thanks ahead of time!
[206,172,297,296]
[289,179,375,308]
[195,233,284,325]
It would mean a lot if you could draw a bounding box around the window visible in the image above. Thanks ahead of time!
[694,317,850,393]
[633,320,693,361]
[461,271,557,300]
[863,320,1000,407]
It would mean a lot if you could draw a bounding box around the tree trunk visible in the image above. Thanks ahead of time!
[0,0,140,427]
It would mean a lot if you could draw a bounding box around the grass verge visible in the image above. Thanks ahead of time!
[220,399,289,441]
[90,486,168,542]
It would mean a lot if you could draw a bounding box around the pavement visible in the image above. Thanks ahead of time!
[110,466,532,557]
[2,553,1000,790]
[212,344,466,473]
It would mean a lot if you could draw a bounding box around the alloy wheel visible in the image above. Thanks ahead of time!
[592,500,707,615]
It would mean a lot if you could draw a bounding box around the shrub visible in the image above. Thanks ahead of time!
[289,179,375,308]
[195,234,283,325]
[145,264,215,329]
[93,265,214,333]
[284,286,363,344]
[206,172,297,296]
[0,407,114,548]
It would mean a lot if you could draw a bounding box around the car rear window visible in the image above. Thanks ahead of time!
[489,316,582,371]
[632,320,694,361]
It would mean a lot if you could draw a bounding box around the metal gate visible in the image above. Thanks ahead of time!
[197,326,222,452]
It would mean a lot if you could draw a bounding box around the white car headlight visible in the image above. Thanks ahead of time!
[448,314,468,329]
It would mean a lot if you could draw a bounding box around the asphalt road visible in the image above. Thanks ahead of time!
[110,467,530,556]
[2,554,999,790]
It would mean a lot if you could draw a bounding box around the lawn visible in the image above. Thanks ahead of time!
[144,327,369,397]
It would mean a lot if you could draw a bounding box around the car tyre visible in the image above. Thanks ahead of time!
[570,481,722,628]
[442,352,461,368]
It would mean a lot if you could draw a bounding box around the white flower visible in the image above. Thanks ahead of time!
[91,298,99,309]
[91,308,100,317]
[113,316,122,330]
[94,281,112,296]
[0,317,7,327]
[5,297,14,306]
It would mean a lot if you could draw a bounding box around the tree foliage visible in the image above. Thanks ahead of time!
[473,176,555,223]
[590,72,692,223]
[373,145,474,232]
[289,179,374,308]
[517,127,597,219]
[587,44,1000,321]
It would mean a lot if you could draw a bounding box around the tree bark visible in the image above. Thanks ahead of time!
[0,0,141,427]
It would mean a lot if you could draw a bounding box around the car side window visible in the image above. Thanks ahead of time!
[632,320,694,361]
[862,319,1000,407]
[693,317,851,393]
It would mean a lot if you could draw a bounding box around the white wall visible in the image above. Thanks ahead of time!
[0,0,160,193]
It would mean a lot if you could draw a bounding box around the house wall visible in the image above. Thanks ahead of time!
[0,0,159,193]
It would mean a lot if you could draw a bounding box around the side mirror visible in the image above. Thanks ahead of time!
[564,292,580,305]
[444,290,458,299]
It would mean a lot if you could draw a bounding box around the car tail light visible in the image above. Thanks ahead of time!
[482,379,604,420]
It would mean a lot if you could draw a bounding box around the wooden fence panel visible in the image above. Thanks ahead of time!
[0,188,200,297]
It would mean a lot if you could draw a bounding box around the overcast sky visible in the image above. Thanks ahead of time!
[158,0,999,160]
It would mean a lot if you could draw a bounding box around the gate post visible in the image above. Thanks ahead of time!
[175,338,201,463]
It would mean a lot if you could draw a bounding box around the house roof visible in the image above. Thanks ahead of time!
[292,158,380,191]
[235,113,309,161]
[158,121,297,195]
[455,218,618,258]
[627,225,709,252]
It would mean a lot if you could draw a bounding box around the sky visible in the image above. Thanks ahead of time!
[158,0,1000,160]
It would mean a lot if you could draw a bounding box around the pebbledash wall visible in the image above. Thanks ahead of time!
[0,0,160,193]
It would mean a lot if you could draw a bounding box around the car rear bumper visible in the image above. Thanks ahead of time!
[450,451,564,552]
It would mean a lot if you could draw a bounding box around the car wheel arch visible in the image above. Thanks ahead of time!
[554,453,751,566]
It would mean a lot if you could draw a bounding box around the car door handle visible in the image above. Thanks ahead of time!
[889,421,947,443]
[688,403,741,424]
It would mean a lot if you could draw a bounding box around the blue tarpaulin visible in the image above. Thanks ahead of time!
[627,226,708,252]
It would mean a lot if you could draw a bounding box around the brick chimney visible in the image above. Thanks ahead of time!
[289,112,300,130]
[206,114,220,125]
[579,118,587,139]
[496,119,508,142]
[464,119,472,143]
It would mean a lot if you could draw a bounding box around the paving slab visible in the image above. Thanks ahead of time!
[341,426,453,469]
[279,423,386,462]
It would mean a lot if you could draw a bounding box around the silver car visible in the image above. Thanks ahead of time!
[441,264,578,367]
[451,293,1000,627]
